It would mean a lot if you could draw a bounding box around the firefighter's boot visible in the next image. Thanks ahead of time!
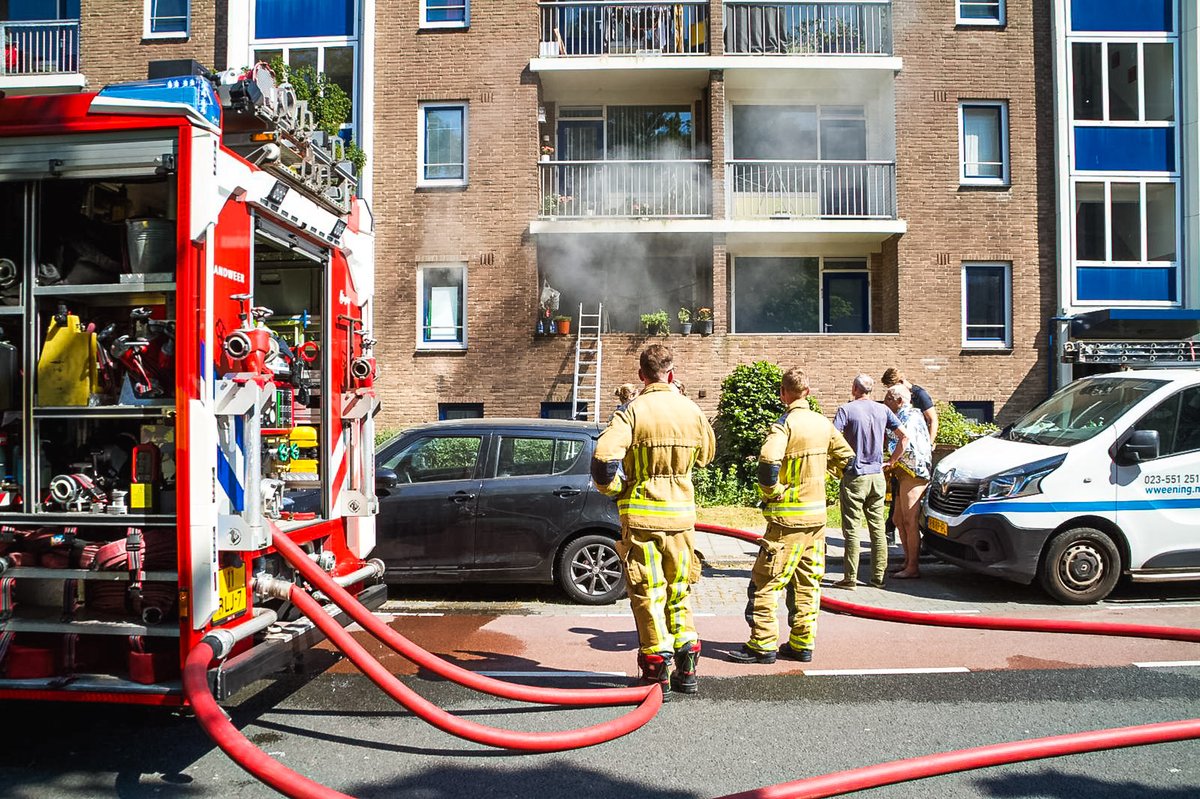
[670,642,701,695]
[637,651,672,697]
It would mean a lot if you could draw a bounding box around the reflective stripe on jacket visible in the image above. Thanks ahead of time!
[758,400,854,528]
[591,382,716,531]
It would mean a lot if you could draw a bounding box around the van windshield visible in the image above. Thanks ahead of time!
[1005,377,1167,446]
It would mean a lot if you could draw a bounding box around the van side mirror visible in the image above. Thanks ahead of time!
[376,467,400,490]
[1118,429,1160,465]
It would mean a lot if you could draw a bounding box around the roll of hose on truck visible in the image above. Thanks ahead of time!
[920,369,1200,604]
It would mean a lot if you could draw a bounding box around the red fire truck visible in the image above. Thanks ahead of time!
[0,64,381,705]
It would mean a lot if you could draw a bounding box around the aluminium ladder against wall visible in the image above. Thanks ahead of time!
[571,303,602,422]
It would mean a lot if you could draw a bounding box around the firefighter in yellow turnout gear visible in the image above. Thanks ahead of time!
[592,344,716,695]
[730,368,854,665]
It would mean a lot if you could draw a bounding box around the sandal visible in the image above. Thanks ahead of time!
[891,571,920,579]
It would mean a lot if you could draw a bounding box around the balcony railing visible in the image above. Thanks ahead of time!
[538,1,709,57]
[1,20,80,75]
[724,2,892,56]
[539,159,711,218]
[728,160,896,219]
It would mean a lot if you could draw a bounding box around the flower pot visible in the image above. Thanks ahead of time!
[555,319,571,335]
[697,320,713,336]
[680,322,692,335]
[540,155,550,162]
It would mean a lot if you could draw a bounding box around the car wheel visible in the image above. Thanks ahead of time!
[1037,527,1121,605]
[557,535,626,605]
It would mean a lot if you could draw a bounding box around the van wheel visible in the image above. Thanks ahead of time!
[558,535,626,605]
[1038,527,1121,605]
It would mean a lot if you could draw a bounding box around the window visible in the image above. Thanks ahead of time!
[421,0,469,29]
[958,0,1004,25]
[952,401,995,424]
[496,437,586,478]
[384,435,481,482]
[1132,388,1200,458]
[959,102,1009,185]
[144,0,189,38]
[419,103,467,186]
[1074,179,1178,265]
[418,263,466,349]
[253,46,358,134]
[962,263,1011,348]
[254,0,355,39]
[540,402,589,420]
[437,404,482,421]
[1070,0,1173,34]
[731,257,869,334]
[1071,41,1175,123]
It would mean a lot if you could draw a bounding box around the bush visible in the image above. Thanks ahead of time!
[693,464,757,507]
[935,401,999,448]
[713,361,785,477]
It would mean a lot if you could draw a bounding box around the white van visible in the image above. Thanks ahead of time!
[920,369,1200,604]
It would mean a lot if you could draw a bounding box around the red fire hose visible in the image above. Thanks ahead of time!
[271,531,655,707]
[695,522,1200,798]
[285,580,662,752]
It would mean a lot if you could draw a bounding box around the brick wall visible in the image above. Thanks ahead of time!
[366,0,1056,432]
[80,0,222,87]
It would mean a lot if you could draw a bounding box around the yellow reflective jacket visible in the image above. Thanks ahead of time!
[757,399,854,528]
[591,383,716,531]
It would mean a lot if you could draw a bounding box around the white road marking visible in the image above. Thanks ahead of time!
[803,667,971,676]
[1133,660,1200,668]
[477,670,628,678]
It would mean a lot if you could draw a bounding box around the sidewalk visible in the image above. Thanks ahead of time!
[694,526,906,568]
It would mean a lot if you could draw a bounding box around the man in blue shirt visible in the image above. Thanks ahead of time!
[833,374,906,589]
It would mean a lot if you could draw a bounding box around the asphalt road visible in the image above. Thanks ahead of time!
[2,565,1199,798]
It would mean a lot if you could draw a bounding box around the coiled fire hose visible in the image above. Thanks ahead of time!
[695,522,1200,799]
[270,530,655,707]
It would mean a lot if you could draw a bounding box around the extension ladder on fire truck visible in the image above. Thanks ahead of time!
[571,303,602,422]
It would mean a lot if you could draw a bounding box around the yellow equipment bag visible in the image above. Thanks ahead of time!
[37,313,98,406]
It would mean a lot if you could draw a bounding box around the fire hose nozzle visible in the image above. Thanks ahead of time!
[350,356,375,381]
[223,330,253,360]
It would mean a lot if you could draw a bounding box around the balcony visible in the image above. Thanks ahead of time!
[729,160,895,219]
[0,19,83,93]
[538,1,710,57]
[723,1,892,56]
[538,159,711,219]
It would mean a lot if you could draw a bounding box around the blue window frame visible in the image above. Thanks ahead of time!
[255,0,355,39]
[438,403,483,421]
[419,103,467,185]
[962,263,1011,348]
[146,0,188,36]
[422,0,468,28]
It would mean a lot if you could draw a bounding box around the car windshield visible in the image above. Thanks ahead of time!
[1004,377,1167,447]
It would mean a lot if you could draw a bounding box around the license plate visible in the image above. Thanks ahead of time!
[927,516,948,536]
[214,562,247,624]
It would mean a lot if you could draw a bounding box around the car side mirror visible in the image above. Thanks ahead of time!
[1119,429,1160,465]
[376,467,400,490]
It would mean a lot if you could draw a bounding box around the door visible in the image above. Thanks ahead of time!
[556,120,603,214]
[1115,385,1200,571]
[823,272,869,333]
[473,435,590,571]
[374,433,484,572]
[819,115,867,216]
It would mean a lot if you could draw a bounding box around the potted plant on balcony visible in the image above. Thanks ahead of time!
[695,307,713,336]
[677,307,692,335]
[542,194,573,217]
[553,315,572,335]
[540,144,555,163]
[641,309,670,337]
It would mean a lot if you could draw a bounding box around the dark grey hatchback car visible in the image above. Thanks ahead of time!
[369,419,625,604]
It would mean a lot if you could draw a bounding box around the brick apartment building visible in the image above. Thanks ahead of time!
[2,0,1068,429]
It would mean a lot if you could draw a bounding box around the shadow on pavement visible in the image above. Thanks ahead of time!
[976,769,1199,798]
[351,764,703,799]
